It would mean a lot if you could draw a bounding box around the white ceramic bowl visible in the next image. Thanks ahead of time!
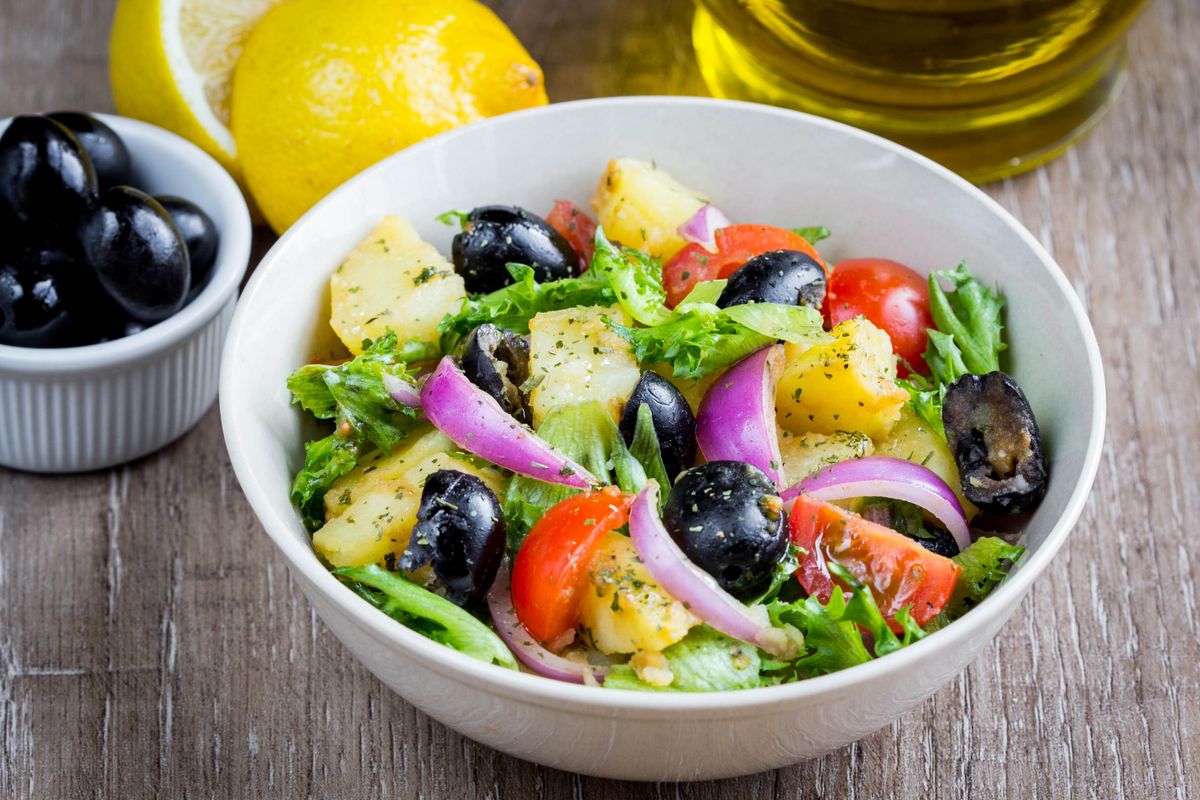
[0,114,251,473]
[220,97,1105,781]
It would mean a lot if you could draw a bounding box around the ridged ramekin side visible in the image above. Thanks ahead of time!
[0,297,235,473]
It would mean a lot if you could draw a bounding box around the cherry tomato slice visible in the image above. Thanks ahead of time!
[545,200,597,271]
[510,487,632,646]
[663,224,828,307]
[788,494,961,627]
[825,258,933,377]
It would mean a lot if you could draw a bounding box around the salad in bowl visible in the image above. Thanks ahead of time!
[286,156,1047,692]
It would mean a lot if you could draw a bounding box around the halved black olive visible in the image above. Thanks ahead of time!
[452,205,577,293]
[398,469,506,606]
[461,323,530,422]
[155,195,219,294]
[716,249,826,309]
[0,115,97,228]
[0,247,78,347]
[77,186,190,323]
[46,112,133,189]
[942,371,1048,515]
[619,371,696,480]
[662,461,787,599]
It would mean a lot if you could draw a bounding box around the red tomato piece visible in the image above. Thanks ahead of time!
[825,258,934,377]
[546,200,597,271]
[662,224,828,307]
[510,486,632,646]
[788,494,961,627]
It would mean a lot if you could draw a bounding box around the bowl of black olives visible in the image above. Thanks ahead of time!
[0,112,251,472]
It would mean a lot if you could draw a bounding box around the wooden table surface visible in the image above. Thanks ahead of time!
[1,0,1197,797]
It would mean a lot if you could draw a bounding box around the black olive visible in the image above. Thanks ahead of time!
[0,247,78,347]
[0,202,17,255]
[462,323,530,422]
[121,319,147,338]
[78,186,190,324]
[155,195,219,295]
[915,526,962,558]
[59,261,139,345]
[942,371,1048,515]
[619,372,697,480]
[0,115,97,229]
[46,112,133,189]
[398,469,506,606]
[452,205,577,293]
[716,249,826,309]
[662,461,787,599]
[859,501,960,557]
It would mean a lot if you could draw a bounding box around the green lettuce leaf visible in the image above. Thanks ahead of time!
[765,564,927,680]
[287,332,422,453]
[434,209,470,228]
[928,536,1025,629]
[898,263,1006,436]
[437,263,617,353]
[588,227,673,326]
[290,435,364,531]
[927,262,1005,375]
[767,588,871,677]
[627,404,671,501]
[287,332,431,531]
[790,226,831,245]
[602,626,762,692]
[825,563,927,656]
[335,564,516,668]
[609,305,772,380]
[676,279,726,308]
[722,302,828,346]
[501,401,664,548]
[609,302,827,380]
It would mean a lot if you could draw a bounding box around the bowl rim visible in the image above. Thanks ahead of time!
[220,95,1106,714]
[0,113,252,373]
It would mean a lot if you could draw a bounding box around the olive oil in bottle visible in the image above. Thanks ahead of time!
[692,0,1150,182]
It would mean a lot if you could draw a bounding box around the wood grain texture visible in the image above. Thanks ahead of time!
[1,0,1197,796]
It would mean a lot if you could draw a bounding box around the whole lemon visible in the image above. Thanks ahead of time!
[230,0,547,233]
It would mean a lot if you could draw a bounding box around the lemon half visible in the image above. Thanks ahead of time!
[109,0,282,179]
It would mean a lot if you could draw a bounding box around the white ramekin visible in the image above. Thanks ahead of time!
[0,114,251,473]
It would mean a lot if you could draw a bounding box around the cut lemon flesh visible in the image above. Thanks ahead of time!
[109,0,281,175]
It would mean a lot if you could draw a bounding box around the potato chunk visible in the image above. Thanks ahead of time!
[579,532,698,655]
[313,480,418,568]
[874,407,979,520]
[528,305,641,427]
[325,426,453,518]
[591,158,707,260]
[317,429,507,568]
[779,430,874,486]
[775,317,908,440]
[330,215,465,354]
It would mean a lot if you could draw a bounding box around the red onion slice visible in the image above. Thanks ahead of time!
[677,204,731,253]
[782,455,971,551]
[629,481,788,656]
[696,345,785,487]
[382,372,422,407]
[487,567,607,684]
[421,356,595,488]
